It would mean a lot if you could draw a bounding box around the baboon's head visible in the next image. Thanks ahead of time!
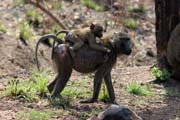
[90,23,103,38]
[113,32,132,55]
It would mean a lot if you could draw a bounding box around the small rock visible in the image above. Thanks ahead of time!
[87,116,100,120]
[137,27,145,35]
[113,2,120,10]
[73,12,84,24]
[146,48,154,57]
[74,12,81,20]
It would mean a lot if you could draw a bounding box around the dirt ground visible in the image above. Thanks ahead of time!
[0,0,180,120]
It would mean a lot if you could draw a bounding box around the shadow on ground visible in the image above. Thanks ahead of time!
[138,79,180,120]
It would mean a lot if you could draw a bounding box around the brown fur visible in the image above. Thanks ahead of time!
[99,30,118,44]
[57,23,110,53]
[100,30,130,45]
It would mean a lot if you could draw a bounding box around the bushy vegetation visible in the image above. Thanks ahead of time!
[29,69,50,97]
[0,24,7,33]
[127,82,153,96]
[14,0,27,6]
[123,18,139,29]
[61,79,91,99]
[19,20,33,40]
[3,69,50,101]
[49,97,71,108]
[3,79,35,101]
[51,25,61,34]
[128,6,147,13]
[17,109,54,120]
[80,0,104,11]
[151,67,171,81]
[26,9,41,27]
[80,108,101,120]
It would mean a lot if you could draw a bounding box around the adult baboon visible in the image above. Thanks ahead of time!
[35,32,132,103]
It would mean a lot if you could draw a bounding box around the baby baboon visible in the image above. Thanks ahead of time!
[56,23,110,53]
[167,23,180,79]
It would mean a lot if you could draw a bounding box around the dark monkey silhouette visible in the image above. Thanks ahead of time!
[35,31,132,103]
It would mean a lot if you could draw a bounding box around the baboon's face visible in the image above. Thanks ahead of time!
[115,33,132,55]
[120,37,132,55]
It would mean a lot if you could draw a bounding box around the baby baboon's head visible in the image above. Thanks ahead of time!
[90,23,104,38]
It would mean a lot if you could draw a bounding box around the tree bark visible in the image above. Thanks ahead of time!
[155,0,180,69]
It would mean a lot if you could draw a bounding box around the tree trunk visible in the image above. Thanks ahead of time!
[155,0,180,69]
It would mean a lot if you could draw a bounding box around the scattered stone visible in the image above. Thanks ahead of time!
[146,48,154,57]
[74,12,85,24]
[113,2,120,10]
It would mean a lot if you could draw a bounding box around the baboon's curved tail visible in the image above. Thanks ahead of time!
[51,30,69,59]
[35,34,63,71]
[55,30,69,36]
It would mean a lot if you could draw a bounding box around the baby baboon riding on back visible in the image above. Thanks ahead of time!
[35,29,132,103]
[35,23,111,70]
[56,23,110,53]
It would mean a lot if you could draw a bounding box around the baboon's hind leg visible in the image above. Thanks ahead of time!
[50,69,72,98]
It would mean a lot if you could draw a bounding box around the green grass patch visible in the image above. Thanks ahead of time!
[29,69,50,97]
[51,1,63,10]
[26,9,41,27]
[80,0,104,11]
[17,109,54,120]
[13,0,27,6]
[128,6,147,13]
[3,69,50,101]
[61,79,91,99]
[0,24,7,33]
[151,67,171,81]
[19,20,33,40]
[99,83,110,103]
[3,79,36,101]
[49,97,71,108]
[51,25,61,34]
[80,108,101,120]
[123,18,139,29]
[127,82,153,96]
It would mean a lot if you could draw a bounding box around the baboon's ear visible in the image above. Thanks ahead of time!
[90,23,95,30]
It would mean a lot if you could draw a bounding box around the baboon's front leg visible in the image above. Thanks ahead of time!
[80,69,104,103]
[104,72,116,103]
